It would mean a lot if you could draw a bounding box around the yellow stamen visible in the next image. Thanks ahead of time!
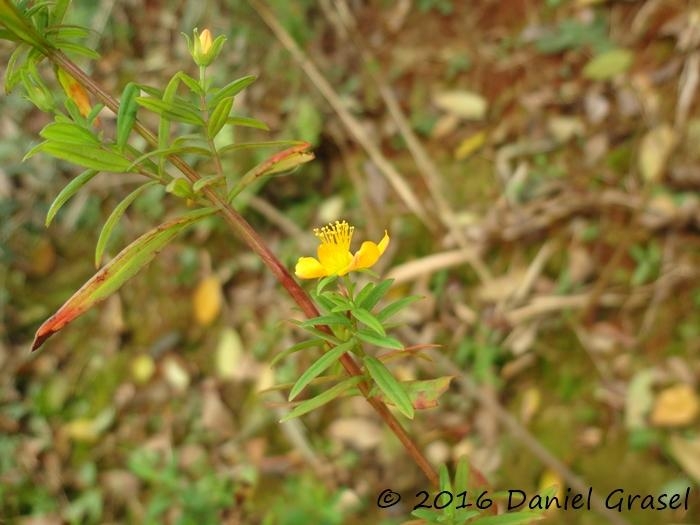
[313,220,354,249]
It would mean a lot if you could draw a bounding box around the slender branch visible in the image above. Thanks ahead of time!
[46,49,447,488]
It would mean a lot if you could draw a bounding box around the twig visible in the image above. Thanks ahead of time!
[247,0,437,232]
[46,47,444,488]
[326,0,492,283]
[435,353,632,525]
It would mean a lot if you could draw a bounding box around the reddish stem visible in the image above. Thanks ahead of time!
[45,50,498,491]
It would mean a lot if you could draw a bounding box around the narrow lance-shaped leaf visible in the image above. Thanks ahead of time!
[227,142,314,202]
[45,169,99,226]
[350,307,386,336]
[207,96,233,139]
[31,207,215,351]
[25,141,133,172]
[39,121,100,145]
[208,75,256,108]
[225,116,269,130]
[0,0,51,51]
[94,181,159,267]
[281,376,364,422]
[289,338,356,401]
[374,376,453,411]
[363,356,414,419]
[116,82,139,151]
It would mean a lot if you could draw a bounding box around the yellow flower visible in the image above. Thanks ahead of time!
[295,220,389,279]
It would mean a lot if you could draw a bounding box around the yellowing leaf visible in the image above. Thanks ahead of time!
[639,124,677,183]
[163,356,190,391]
[64,418,99,443]
[31,208,214,351]
[583,48,633,80]
[650,384,699,427]
[455,131,486,160]
[131,354,155,384]
[538,469,564,513]
[216,327,243,380]
[669,434,700,483]
[433,90,487,120]
[192,275,222,326]
[56,67,93,117]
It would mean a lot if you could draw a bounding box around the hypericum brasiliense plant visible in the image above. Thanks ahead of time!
[0,2,549,523]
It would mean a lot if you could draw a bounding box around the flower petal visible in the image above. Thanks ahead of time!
[317,243,353,276]
[295,257,327,279]
[377,231,389,254]
[352,241,381,270]
[352,231,390,271]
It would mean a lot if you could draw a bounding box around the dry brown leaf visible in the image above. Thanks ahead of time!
[200,380,235,438]
[162,355,190,392]
[639,124,677,183]
[520,386,541,424]
[216,327,244,380]
[433,90,487,120]
[650,384,700,427]
[192,275,222,326]
[669,434,700,483]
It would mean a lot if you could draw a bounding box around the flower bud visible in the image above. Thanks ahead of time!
[185,28,226,67]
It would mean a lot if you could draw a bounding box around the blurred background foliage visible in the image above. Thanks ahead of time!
[1,0,699,524]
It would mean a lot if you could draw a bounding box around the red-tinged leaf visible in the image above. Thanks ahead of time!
[375,376,454,410]
[250,141,314,178]
[31,208,214,351]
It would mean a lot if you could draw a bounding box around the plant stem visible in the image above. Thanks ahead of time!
[45,49,470,489]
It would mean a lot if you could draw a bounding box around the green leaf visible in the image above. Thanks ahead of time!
[454,457,470,493]
[356,278,394,311]
[31,207,215,351]
[439,463,452,492]
[136,96,204,126]
[316,274,338,295]
[174,71,202,96]
[289,321,342,346]
[26,142,133,172]
[226,116,270,130]
[355,329,403,350]
[116,82,139,151]
[39,122,100,145]
[45,169,99,226]
[217,139,307,156]
[208,75,256,107]
[300,314,352,329]
[53,39,100,59]
[192,174,223,193]
[270,338,322,367]
[454,509,481,523]
[289,338,356,401]
[582,48,633,81]
[281,376,363,421]
[353,282,375,307]
[351,307,386,336]
[94,181,158,267]
[363,356,414,419]
[410,508,441,522]
[126,145,211,172]
[470,511,545,525]
[207,96,233,139]
[376,295,421,323]
[165,178,193,199]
